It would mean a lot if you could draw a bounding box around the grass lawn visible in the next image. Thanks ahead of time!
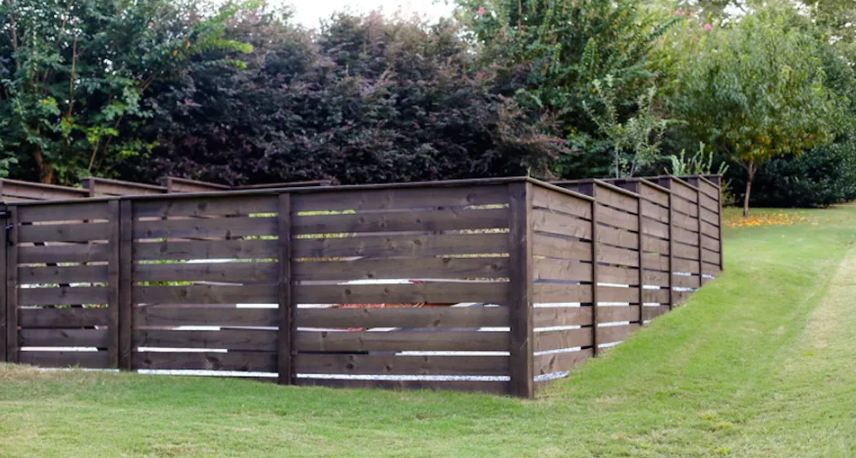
[2,205,856,457]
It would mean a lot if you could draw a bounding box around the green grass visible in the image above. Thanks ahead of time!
[3,205,856,457]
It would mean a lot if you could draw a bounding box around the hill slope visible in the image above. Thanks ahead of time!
[1,206,855,457]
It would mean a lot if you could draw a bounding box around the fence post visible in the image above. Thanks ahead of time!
[695,186,704,285]
[589,183,600,357]
[277,193,294,385]
[108,201,121,369]
[636,189,645,326]
[0,206,6,362]
[666,184,675,311]
[118,200,134,370]
[5,207,17,363]
[507,182,534,398]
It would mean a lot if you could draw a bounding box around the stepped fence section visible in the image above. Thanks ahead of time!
[0,176,722,398]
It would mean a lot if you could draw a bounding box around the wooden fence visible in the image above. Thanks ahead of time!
[0,176,722,398]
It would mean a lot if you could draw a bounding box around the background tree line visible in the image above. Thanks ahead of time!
[2,0,855,214]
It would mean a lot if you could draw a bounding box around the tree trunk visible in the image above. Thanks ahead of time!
[33,147,54,184]
[742,161,755,218]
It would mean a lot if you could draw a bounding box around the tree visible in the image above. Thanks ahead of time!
[666,5,845,216]
[119,11,566,185]
[0,0,250,184]
[454,0,674,178]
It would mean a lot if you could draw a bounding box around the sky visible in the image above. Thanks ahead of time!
[287,0,456,28]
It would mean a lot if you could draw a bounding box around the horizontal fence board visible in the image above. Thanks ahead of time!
[534,349,592,376]
[597,323,640,344]
[18,243,111,264]
[18,222,110,243]
[293,257,510,282]
[133,262,278,283]
[642,234,669,253]
[596,205,638,231]
[534,328,592,352]
[295,378,509,394]
[533,258,591,283]
[641,219,669,239]
[293,233,508,259]
[598,265,640,286]
[532,208,592,240]
[532,234,592,261]
[135,216,277,240]
[133,351,277,372]
[531,187,592,219]
[293,186,508,213]
[19,307,110,328]
[135,284,278,305]
[18,286,110,305]
[595,187,638,214]
[19,351,110,368]
[295,354,509,376]
[598,286,639,303]
[20,328,111,347]
[134,196,278,218]
[597,306,639,323]
[640,200,669,223]
[18,202,111,223]
[19,265,108,284]
[136,306,279,327]
[296,306,509,329]
[293,207,509,235]
[533,306,592,328]
[533,283,592,303]
[598,225,638,250]
[134,239,278,261]
[295,330,509,352]
[642,305,670,321]
[597,245,639,267]
[295,282,508,305]
[134,329,277,351]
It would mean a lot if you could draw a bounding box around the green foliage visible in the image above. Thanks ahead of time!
[664,4,847,214]
[0,0,251,184]
[455,0,675,178]
[667,143,728,176]
[732,137,856,208]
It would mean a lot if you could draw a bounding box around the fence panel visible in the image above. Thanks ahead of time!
[686,176,723,278]
[529,185,595,391]
[290,184,513,394]
[130,194,280,376]
[655,177,702,305]
[11,201,118,368]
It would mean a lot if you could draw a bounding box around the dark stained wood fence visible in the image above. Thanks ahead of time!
[0,176,722,398]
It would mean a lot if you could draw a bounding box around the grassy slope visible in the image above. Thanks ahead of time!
[1,206,856,457]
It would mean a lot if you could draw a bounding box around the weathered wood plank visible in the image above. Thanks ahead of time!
[133,262,278,283]
[294,257,510,281]
[17,202,111,223]
[134,329,277,351]
[533,258,591,283]
[531,187,592,219]
[534,327,592,352]
[293,232,509,259]
[18,286,110,306]
[19,307,110,328]
[18,265,108,284]
[532,208,591,240]
[293,186,508,213]
[19,351,110,368]
[135,216,277,240]
[20,328,110,347]
[134,196,278,218]
[294,282,508,305]
[134,239,277,261]
[18,222,110,243]
[295,329,509,352]
[18,243,111,264]
[534,349,592,376]
[296,306,509,328]
[294,354,509,376]
[295,378,509,394]
[532,233,592,261]
[533,306,592,328]
[136,306,278,327]
[134,351,277,372]
[134,284,278,305]
[294,207,510,235]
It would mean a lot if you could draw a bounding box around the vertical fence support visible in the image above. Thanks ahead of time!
[108,201,121,369]
[666,189,675,311]
[5,207,17,363]
[0,206,6,362]
[636,191,645,326]
[277,193,294,385]
[507,182,534,398]
[716,180,724,272]
[118,200,134,370]
[589,183,600,357]
[696,187,704,285]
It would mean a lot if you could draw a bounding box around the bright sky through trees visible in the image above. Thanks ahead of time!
[288,0,455,27]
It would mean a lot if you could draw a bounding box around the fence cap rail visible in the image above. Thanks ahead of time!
[1,176,596,207]
[82,176,168,194]
[550,178,643,199]
[162,176,230,190]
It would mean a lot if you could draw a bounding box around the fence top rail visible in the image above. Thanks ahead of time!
[0,178,90,197]
[588,177,673,194]
[162,176,230,190]
[681,174,721,190]
[549,178,642,199]
[646,174,720,190]
[82,176,168,194]
[0,176,595,207]
[235,180,333,189]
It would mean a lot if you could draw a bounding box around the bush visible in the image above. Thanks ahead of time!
[731,138,856,208]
